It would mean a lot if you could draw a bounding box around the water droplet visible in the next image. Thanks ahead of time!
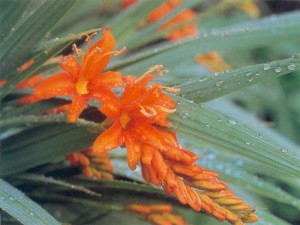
[287,63,296,71]
[255,72,260,76]
[217,118,223,122]
[9,196,15,201]
[280,147,288,153]
[245,72,252,77]
[245,141,251,145]
[235,159,244,167]
[275,66,282,73]
[229,119,237,125]
[207,153,216,160]
[248,78,254,82]
[263,64,271,71]
[45,32,51,38]
[205,124,210,128]
[216,81,224,87]
[11,27,16,32]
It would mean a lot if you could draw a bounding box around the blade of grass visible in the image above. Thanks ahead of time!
[0,179,60,225]
[169,96,300,178]
[0,0,80,78]
[177,55,300,103]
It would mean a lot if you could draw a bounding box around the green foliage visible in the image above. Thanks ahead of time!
[1,0,300,225]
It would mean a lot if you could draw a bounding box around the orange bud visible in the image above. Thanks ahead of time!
[148,214,172,225]
[126,203,152,215]
[214,197,243,206]
[192,180,227,191]
[211,206,226,221]
[150,204,173,213]
[243,213,259,223]
[78,153,91,167]
[82,167,93,178]
[226,203,250,211]
[204,190,235,198]
[163,212,186,225]
[198,193,215,214]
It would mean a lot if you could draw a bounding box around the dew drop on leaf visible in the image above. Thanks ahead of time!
[275,66,282,72]
[263,64,271,71]
[229,118,237,125]
[280,147,288,153]
[287,63,296,71]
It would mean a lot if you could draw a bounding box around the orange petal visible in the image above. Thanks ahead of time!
[81,28,116,80]
[16,74,43,89]
[152,149,168,181]
[60,55,81,79]
[124,132,141,170]
[67,94,88,123]
[141,145,154,165]
[93,121,124,152]
[90,71,123,90]
[34,72,75,99]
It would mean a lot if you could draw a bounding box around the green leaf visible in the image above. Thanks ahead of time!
[0,28,100,100]
[170,96,300,178]
[0,178,60,225]
[110,12,300,75]
[197,149,300,210]
[0,0,79,78]
[0,0,29,43]
[17,173,102,198]
[0,122,99,176]
[178,55,300,103]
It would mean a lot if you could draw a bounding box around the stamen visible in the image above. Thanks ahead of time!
[85,32,98,48]
[114,46,126,56]
[140,105,157,117]
[156,105,176,113]
[135,65,168,83]
[72,44,83,55]
[161,86,181,93]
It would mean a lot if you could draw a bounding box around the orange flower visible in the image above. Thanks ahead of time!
[92,65,257,224]
[67,147,114,180]
[92,65,193,169]
[34,28,124,122]
[147,0,198,40]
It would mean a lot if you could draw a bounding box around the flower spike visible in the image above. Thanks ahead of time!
[92,66,258,225]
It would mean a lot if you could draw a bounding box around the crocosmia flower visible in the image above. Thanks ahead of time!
[34,28,124,122]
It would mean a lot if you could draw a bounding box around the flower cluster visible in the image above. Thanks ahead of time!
[31,28,258,224]
[126,203,186,225]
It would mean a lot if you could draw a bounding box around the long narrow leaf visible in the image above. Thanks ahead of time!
[178,55,300,103]
[170,96,300,177]
[0,179,60,225]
